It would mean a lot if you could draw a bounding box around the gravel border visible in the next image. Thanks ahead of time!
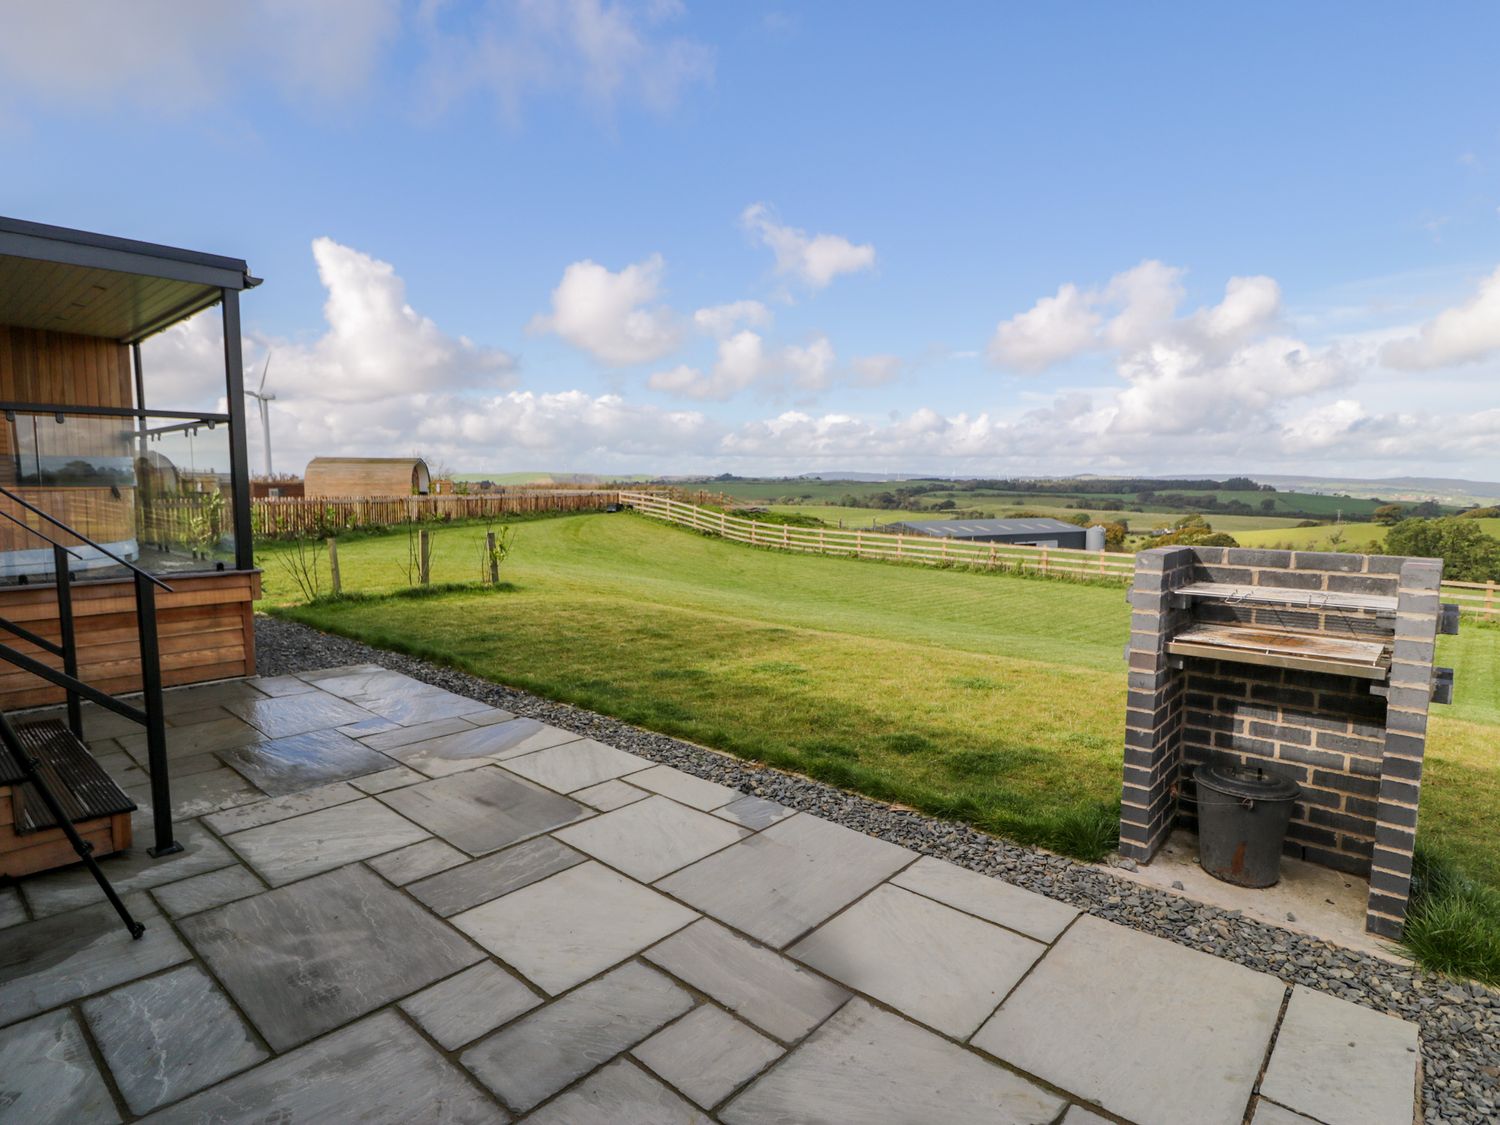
[257,615,1498,1122]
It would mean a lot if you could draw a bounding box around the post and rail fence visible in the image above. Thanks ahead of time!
[616,491,1500,617]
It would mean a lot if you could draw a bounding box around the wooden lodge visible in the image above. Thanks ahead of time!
[304,456,431,498]
[0,216,262,712]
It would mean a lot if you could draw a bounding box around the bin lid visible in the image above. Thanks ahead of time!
[1193,763,1300,802]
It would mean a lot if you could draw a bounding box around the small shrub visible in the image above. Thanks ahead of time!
[1044,802,1120,862]
[1403,845,1500,984]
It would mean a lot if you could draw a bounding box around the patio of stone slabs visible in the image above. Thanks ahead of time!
[0,666,1422,1124]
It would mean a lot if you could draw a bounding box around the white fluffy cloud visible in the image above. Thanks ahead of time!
[648,330,767,400]
[741,203,876,289]
[530,254,682,366]
[647,331,893,401]
[1380,265,1500,369]
[0,1,399,113]
[0,1,709,124]
[416,0,713,119]
[693,300,772,337]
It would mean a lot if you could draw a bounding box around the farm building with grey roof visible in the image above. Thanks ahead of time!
[886,517,1092,549]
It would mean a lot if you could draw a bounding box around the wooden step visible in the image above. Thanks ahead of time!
[0,718,137,833]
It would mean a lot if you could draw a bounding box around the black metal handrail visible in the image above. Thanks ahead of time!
[0,484,180,864]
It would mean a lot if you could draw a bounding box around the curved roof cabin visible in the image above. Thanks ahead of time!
[303,456,431,498]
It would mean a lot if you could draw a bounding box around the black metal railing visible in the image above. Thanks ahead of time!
[0,482,179,858]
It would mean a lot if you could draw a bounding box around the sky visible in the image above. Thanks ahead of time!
[5,1,1500,481]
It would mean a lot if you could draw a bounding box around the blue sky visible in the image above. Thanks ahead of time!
[5,2,1500,479]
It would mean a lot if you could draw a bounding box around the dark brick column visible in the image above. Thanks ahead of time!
[1366,558,1444,938]
[1119,546,1195,863]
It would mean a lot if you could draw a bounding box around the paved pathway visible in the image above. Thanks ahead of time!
[0,667,1421,1123]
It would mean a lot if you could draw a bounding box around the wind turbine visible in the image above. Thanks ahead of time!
[245,353,275,478]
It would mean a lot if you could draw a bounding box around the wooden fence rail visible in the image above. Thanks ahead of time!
[618,491,1137,581]
[619,492,1500,615]
[250,489,624,540]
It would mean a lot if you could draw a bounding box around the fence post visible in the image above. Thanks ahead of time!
[988,544,997,570]
[856,530,863,557]
[419,529,431,585]
[486,531,499,584]
[1487,581,1495,620]
[327,538,341,595]
[1041,548,1049,576]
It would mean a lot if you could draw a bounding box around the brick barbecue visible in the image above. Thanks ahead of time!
[1118,546,1457,938]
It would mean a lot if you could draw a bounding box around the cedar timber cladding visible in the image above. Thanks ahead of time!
[0,571,260,711]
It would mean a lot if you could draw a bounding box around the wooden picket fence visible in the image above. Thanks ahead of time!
[619,491,1137,581]
[251,489,622,540]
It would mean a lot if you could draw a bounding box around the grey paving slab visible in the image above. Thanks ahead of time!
[0,1009,119,1124]
[120,715,262,762]
[356,684,494,726]
[400,962,541,1050]
[82,964,267,1114]
[245,674,319,697]
[368,837,470,885]
[460,961,693,1112]
[574,777,650,811]
[409,834,586,916]
[526,1058,712,1125]
[452,860,697,993]
[973,913,1285,1125]
[790,883,1044,1038]
[160,680,267,715]
[722,999,1062,1125]
[628,764,740,810]
[202,780,363,834]
[1250,1102,1322,1125]
[151,865,265,918]
[657,813,914,948]
[351,763,426,793]
[156,749,226,778]
[378,766,589,855]
[1061,1105,1114,1125]
[464,706,521,727]
[294,661,385,682]
[0,894,189,1024]
[715,794,794,831]
[144,1009,505,1124]
[302,667,417,700]
[390,718,582,777]
[0,885,27,929]
[358,714,474,751]
[555,794,750,882]
[180,864,482,1050]
[634,1004,785,1109]
[227,797,430,885]
[217,726,399,796]
[1259,984,1420,1125]
[142,766,264,819]
[226,690,382,738]
[892,854,1079,943]
[338,715,401,738]
[164,703,240,728]
[502,738,654,791]
[21,817,235,917]
[644,918,850,1043]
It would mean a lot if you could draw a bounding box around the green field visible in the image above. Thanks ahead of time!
[263,513,1500,899]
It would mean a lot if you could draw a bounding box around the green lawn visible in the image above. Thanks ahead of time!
[262,512,1500,954]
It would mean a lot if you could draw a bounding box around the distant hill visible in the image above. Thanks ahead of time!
[1252,475,1500,506]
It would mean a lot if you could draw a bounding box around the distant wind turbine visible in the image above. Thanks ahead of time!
[245,352,275,478]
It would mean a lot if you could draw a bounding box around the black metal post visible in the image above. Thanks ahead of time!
[53,544,82,738]
[221,289,255,572]
[135,573,180,857]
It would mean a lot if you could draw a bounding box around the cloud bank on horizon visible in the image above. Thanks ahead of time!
[9,2,1500,479]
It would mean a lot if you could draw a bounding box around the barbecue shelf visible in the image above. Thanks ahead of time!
[1169,581,1399,616]
[1167,622,1391,680]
